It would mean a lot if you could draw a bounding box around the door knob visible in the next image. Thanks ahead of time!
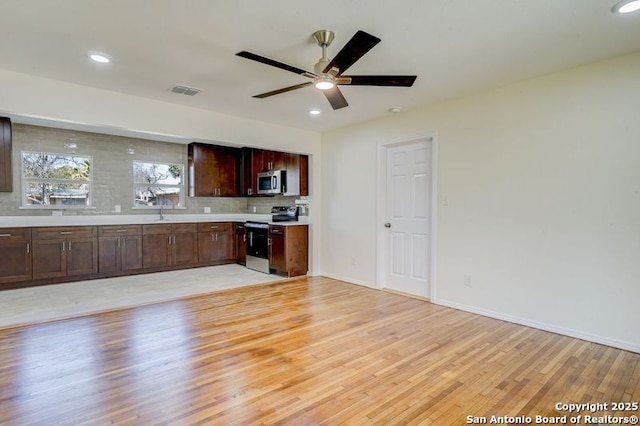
[384,223,391,228]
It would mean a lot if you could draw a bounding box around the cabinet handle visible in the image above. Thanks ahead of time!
[243,234,246,242]
[211,234,214,241]
[116,229,128,233]
[117,239,121,248]
[61,241,65,251]
[68,241,72,251]
[0,233,12,237]
[248,188,252,195]
[60,231,72,235]
[168,236,172,245]
[173,236,176,244]
[210,225,219,229]
[123,239,126,248]
[26,243,30,253]
[268,238,271,246]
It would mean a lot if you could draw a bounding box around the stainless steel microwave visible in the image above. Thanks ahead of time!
[257,170,286,195]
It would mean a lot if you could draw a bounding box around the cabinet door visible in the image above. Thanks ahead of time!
[0,117,11,192]
[269,227,286,273]
[143,233,171,268]
[99,237,121,273]
[214,230,233,262]
[188,143,216,197]
[299,154,309,196]
[172,232,198,266]
[32,239,67,279]
[67,237,98,276]
[216,147,240,197]
[0,239,32,284]
[188,143,239,197]
[235,224,246,265]
[197,232,216,263]
[120,235,143,271]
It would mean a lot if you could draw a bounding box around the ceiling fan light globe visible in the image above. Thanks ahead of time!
[612,0,640,13]
[315,80,335,90]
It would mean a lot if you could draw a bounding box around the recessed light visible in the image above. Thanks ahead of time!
[309,109,322,115]
[389,107,402,113]
[64,142,78,149]
[612,0,640,13]
[89,53,110,63]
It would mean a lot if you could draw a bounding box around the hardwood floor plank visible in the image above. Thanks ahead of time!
[0,276,638,425]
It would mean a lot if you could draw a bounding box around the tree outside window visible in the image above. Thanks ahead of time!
[133,161,184,207]
[22,152,92,207]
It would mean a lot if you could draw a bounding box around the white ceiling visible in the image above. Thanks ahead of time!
[1,0,639,133]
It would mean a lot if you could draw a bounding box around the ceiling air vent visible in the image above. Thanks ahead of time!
[170,85,202,96]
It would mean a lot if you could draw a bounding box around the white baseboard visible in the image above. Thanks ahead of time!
[314,273,639,353]
[433,297,640,354]
[319,272,376,289]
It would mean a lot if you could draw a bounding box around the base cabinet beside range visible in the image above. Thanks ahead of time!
[0,227,32,284]
[197,222,234,264]
[234,222,246,265]
[32,226,98,280]
[269,224,308,277]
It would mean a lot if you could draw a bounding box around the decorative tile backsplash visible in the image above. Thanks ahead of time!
[0,123,301,216]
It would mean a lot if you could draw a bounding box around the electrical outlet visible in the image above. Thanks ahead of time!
[464,273,472,287]
[204,207,211,213]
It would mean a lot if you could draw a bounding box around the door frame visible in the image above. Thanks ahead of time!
[376,133,438,301]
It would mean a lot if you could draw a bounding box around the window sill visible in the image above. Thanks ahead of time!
[19,206,97,210]
[131,206,187,210]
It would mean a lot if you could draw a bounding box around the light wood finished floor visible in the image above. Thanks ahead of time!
[0,277,638,425]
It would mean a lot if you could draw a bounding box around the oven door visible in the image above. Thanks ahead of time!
[245,222,270,274]
[246,226,269,258]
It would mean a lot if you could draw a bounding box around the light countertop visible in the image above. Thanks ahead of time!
[0,214,310,228]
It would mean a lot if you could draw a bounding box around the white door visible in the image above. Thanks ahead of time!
[383,140,432,298]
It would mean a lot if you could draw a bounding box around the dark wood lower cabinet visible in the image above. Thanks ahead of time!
[234,223,246,265]
[98,225,143,273]
[269,224,308,277]
[2,221,308,290]
[0,228,32,285]
[198,222,233,264]
[31,227,98,280]
[142,223,198,269]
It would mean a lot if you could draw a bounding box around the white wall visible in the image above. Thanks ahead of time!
[321,52,640,352]
[0,68,323,275]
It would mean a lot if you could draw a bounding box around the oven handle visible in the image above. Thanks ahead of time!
[247,230,253,247]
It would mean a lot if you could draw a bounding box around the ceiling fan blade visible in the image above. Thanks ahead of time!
[322,30,381,75]
[237,51,315,77]
[323,87,349,110]
[253,82,313,98]
[339,75,417,87]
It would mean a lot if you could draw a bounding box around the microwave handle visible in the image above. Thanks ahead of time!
[272,175,277,189]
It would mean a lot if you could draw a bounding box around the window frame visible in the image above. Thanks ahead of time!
[20,150,94,209]
[132,160,186,209]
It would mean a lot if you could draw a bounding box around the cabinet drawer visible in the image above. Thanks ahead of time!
[0,227,31,240]
[142,224,172,235]
[197,222,231,233]
[269,225,285,236]
[171,223,197,234]
[98,224,142,237]
[32,226,97,240]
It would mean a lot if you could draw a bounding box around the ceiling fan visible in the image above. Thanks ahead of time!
[236,30,417,110]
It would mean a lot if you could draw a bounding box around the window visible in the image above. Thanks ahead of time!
[22,152,92,207]
[133,161,184,207]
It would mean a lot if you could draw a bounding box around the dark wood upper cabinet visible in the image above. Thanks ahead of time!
[241,147,309,196]
[0,117,12,192]
[188,143,240,197]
